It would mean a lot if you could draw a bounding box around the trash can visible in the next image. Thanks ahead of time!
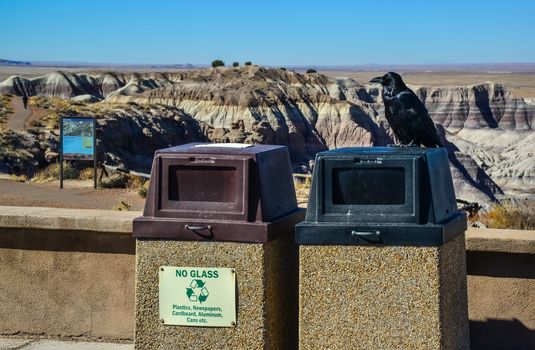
[134,143,305,350]
[296,147,469,350]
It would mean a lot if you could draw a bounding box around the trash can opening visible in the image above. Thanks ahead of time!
[332,167,405,205]
[168,165,237,203]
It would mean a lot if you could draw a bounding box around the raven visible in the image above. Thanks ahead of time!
[370,72,443,147]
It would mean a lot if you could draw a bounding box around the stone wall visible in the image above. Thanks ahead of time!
[0,207,138,341]
[465,228,535,349]
[0,206,533,348]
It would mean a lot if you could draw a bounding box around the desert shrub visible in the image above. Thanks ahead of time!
[480,204,535,230]
[0,95,13,122]
[211,60,225,68]
[28,119,43,127]
[126,175,141,189]
[244,61,252,66]
[124,175,150,198]
[0,127,43,175]
[232,62,239,67]
[69,100,85,106]
[99,173,128,188]
[42,111,59,130]
[33,161,79,182]
[29,96,102,130]
[10,174,28,182]
[79,167,95,180]
[126,174,141,188]
[139,180,150,198]
[306,69,317,74]
[61,162,79,179]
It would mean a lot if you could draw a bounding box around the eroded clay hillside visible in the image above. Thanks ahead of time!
[1,66,533,203]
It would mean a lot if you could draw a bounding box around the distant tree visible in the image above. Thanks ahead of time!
[244,61,252,66]
[211,60,225,68]
[280,67,286,71]
[306,69,317,74]
[233,61,239,67]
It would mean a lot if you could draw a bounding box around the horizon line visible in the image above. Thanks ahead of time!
[2,58,535,69]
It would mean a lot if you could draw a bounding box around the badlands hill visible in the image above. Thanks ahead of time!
[0,66,534,203]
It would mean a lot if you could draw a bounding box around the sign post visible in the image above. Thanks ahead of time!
[59,117,97,189]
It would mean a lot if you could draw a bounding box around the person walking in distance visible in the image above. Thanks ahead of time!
[22,95,28,109]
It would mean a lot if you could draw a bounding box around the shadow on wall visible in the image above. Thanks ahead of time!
[470,318,535,350]
[0,228,135,255]
[467,249,535,349]
[466,251,535,279]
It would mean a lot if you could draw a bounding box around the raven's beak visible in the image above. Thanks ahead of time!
[369,76,383,84]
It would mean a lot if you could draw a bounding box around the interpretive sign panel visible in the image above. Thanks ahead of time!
[59,116,97,189]
[159,266,236,327]
[61,117,95,160]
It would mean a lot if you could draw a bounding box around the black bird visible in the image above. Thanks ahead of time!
[370,72,443,147]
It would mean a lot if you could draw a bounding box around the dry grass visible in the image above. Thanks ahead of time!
[28,119,43,127]
[480,204,535,230]
[113,200,132,211]
[0,127,36,173]
[126,175,143,191]
[9,174,28,182]
[126,176,149,198]
[0,94,13,123]
[28,96,152,132]
[137,180,150,198]
[78,167,95,180]
[97,170,149,196]
[294,174,311,204]
[33,162,79,182]
[30,96,71,130]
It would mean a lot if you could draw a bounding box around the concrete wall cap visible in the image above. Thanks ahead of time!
[466,228,535,254]
[0,206,141,233]
[1,206,534,248]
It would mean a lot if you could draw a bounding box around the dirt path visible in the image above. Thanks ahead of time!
[7,96,32,130]
[0,178,145,211]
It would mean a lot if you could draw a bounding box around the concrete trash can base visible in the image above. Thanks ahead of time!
[299,234,468,349]
[134,143,304,350]
[296,147,470,350]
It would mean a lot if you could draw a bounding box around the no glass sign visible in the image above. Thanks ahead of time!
[159,266,236,327]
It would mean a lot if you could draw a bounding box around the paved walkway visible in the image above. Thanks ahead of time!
[0,179,146,211]
[0,338,133,350]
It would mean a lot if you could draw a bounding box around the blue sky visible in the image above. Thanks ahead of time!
[1,0,534,65]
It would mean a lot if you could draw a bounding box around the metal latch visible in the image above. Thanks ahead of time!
[350,230,382,243]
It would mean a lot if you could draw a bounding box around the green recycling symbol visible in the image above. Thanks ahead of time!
[186,279,209,303]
